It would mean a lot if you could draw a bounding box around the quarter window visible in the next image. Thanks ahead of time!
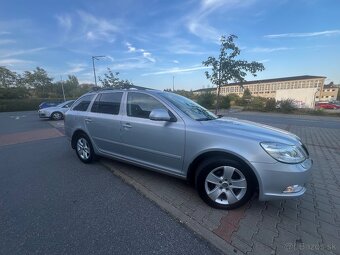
[72,95,95,111]
[91,92,123,115]
[127,92,166,119]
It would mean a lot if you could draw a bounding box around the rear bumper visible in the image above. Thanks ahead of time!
[251,158,312,201]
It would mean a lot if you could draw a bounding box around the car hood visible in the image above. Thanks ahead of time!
[200,117,301,145]
[39,106,61,112]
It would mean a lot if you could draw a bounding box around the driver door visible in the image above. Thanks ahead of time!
[120,92,185,175]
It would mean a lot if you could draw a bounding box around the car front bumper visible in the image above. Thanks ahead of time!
[252,158,312,201]
[38,112,51,118]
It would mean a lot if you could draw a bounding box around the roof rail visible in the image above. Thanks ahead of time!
[83,85,158,95]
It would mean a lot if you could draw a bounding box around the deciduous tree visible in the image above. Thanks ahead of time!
[202,35,265,113]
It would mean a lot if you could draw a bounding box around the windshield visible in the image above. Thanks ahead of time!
[161,92,217,121]
[57,101,73,107]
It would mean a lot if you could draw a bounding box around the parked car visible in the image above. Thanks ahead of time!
[315,102,340,109]
[38,101,61,109]
[38,100,75,120]
[64,89,312,210]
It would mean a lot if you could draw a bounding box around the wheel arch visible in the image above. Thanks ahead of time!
[71,129,89,149]
[187,150,260,192]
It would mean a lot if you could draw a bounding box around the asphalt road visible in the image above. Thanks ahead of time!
[0,112,218,255]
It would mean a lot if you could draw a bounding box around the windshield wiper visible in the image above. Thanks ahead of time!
[196,117,215,121]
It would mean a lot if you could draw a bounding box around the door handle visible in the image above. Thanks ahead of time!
[122,123,132,129]
[85,118,92,123]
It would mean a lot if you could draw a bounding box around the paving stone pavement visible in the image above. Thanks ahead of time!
[101,117,340,255]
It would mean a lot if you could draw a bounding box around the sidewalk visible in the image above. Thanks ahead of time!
[101,122,340,255]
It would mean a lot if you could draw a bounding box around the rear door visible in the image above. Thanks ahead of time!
[85,92,124,155]
[120,92,185,175]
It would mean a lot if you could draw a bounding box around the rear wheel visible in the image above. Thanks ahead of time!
[196,157,255,209]
[51,112,63,120]
[75,134,95,163]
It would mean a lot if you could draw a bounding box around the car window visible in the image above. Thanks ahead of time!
[63,101,74,108]
[91,92,123,115]
[160,92,217,121]
[72,95,95,112]
[127,92,166,119]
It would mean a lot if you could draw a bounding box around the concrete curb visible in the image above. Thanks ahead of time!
[100,159,243,255]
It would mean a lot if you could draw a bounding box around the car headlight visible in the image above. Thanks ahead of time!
[260,142,306,164]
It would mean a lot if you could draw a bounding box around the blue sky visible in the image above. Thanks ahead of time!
[1,0,340,90]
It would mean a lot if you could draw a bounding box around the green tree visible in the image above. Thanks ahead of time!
[99,68,133,89]
[0,67,18,88]
[196,92,215,109]
[220,96,230,109]
[242,88,252,100]
[23,67,53,97]
[202,34,265,113]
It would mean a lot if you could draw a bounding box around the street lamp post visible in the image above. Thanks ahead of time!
[92,56,106,86]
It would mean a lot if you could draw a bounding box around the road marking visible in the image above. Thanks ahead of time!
[9,115,26,120]
[0,128,64,147]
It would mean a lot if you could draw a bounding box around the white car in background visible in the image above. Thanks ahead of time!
[38,100,75,120]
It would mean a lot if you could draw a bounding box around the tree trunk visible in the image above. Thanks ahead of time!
[215,84,221,114]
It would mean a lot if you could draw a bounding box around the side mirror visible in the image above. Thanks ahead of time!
[149,109,171,121]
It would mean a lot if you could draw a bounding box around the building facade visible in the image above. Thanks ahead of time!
[318,84,339,101]
[218,75,326,99]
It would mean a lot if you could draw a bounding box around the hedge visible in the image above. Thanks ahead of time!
[0,98,67,112]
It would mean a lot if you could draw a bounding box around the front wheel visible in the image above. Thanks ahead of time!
[75,134,95,163]
[196,157,255,210]
[51,112,63,120]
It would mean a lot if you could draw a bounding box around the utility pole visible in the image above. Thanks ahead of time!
[92,56,106,86]
[60,76,66,101]
[172,76,175,91]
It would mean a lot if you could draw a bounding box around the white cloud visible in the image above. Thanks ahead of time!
[126,42,136,52]
[0,39,15,45]
[125,42,156,63]
[1,47,47,58]
[56,14,72,30]
[186,0,257,42]
[142,66,209,76]
[77,10,119,41]
[0,58,34,66]
[250,47,293,53]
[66,63,88,74]
[0,31,11,36]
[173,60,179,64]
[265,30,340,38]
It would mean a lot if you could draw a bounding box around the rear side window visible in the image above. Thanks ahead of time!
[72,94,95,111]
[127,92,166,119]
[91,92,123,115]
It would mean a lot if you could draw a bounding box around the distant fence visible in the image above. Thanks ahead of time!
[0,98,67,112]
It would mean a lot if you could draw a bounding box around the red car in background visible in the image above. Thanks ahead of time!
[315,102,340,109]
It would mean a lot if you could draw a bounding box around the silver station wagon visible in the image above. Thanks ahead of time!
[64,89,312,209]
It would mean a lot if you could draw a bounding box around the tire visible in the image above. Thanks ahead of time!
[75,133,95,164]
[195,157,255,210]
[51,112,63,120]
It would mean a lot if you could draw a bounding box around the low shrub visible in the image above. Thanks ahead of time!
[277,99,296,113]
[0,98,66,112]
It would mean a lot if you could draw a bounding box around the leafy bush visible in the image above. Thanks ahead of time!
[243,97,266,111]
[0,98,68,112]
[220,96,231,109]
[265,98,276,111]
[196,92,215,109]
[277,99,296,113]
